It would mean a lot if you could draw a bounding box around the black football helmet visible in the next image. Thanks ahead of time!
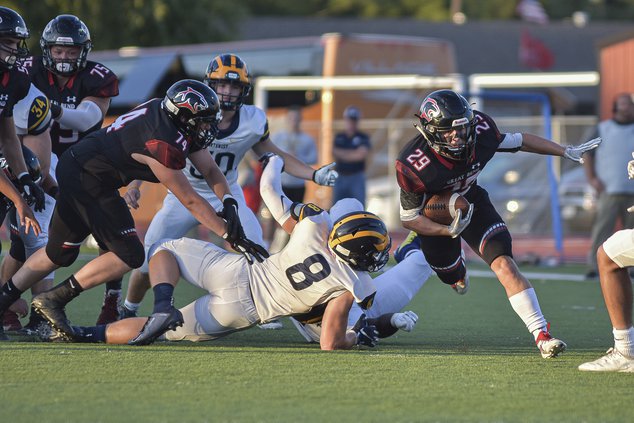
[40,15,92,76]
[0,7,30,71]
[328,211,391,272]
[0,145,42,184]
[415,89,476,163]
[162,79,222,149]
[203,54,252,111]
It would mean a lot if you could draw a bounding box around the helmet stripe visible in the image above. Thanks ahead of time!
[329,230,389,248]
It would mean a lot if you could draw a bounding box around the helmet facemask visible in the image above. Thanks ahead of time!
[0,38,29,70]
[423,118,476,162]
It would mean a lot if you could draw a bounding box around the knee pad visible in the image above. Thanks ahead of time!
[113,239,146,269]
[430,253,466,286]
[478,223,513,265]
[46,242,80,267]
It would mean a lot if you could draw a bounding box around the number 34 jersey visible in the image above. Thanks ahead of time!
[247,211,377,323]
[185,104,268,193]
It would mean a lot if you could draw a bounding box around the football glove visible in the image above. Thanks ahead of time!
[628,152,634,180]
[227,235,270,264]
[563,137,602,164]
[219,196,241,244]
[258,152,284,172]
[353,314,379,348]
[312,162,338,187]
[390,311,419,332]
[18,173,45,212]
[447,203,473,238]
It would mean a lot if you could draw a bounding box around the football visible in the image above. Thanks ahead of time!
[422,191,471,225]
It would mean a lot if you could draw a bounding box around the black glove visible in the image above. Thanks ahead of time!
[228,236,270,264]
[220,196,241,244]
[18,173,45,212]
[353,314,379,348]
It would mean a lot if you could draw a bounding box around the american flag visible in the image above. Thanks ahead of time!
[516,0,549,25]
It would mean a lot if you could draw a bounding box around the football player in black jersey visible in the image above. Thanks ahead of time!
[0,80,268,341]
[0,7,46,212]
[396,89,601,358]
[12,14,122,325]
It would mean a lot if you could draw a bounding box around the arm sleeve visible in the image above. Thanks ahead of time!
[56,100,103,132]
[497,132,523,152]
[259,156,294,225]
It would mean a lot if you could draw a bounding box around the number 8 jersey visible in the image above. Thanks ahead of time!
[247,210,377,323]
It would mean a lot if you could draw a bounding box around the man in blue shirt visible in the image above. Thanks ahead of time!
[332,106,370,206]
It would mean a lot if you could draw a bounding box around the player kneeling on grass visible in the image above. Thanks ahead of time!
[51,154,396,349]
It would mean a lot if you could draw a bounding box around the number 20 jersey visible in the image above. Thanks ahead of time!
[246,211,377,323]
[184,104,268,193]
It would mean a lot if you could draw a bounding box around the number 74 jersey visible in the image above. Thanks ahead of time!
[246,211,377,323]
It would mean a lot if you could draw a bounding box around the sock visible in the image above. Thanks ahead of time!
[508,288,548,340]
[105,289,121,298]
[613,327,634,357]
[65,275,84,296]
[74,325,107,343]
[152,283,175,313]
[123,299,140,312]
[0,279,24,311]
[105,278,122,292]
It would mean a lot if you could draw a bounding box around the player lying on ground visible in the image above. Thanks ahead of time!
[46,154,415,349]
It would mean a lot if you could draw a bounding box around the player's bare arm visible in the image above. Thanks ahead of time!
[22,129,52,181]
[0,116,30,176]
[320,292,357,350]
[520,132,601,163]
[131,152,227,237]
[188,148,232,200]
[253,138,316,180]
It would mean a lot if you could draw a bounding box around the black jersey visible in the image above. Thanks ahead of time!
[23,56,119,156]
[67,99,202,190]
[0,64,30,118]
[396,111,510,210]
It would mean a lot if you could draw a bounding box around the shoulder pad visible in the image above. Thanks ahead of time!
[297,203,324,221]
[13,85,51,135]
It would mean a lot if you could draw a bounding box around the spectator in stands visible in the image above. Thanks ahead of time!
[332,106,370,206]
[584,93,634,279]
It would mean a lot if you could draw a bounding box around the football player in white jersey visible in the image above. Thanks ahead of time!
[1,84,54,335]
[54,153,424,349]
[579,153,634,372]
[121,54,338,329]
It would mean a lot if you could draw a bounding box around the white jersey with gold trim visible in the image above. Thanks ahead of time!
[184,104,268,192]
[247,211,376,323]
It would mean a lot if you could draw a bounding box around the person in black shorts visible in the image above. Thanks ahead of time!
[395,89,600,358]
[0,79,268,341]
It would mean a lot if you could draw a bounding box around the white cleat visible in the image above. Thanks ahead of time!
[258,319,284,330]
[289,317,320,343]
[536,324,566,358]
[579,348,634,372]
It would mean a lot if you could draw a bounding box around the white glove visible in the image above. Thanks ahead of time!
[390,311,418,332]
[447,203,473,238]
[563,137,602,164]
[312,162,338,186]
[627,152,634,180]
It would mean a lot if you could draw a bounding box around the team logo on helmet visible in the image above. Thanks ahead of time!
[419,98,441,123]
[173,87,209,114]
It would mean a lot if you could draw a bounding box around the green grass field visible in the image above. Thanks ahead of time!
[2,257,632,423]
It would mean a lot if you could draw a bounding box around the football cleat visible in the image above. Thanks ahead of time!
[128,307,183,346]
[579,348,634,372]
[258,319,283,330]
[536,323,567,358]
[96,291,121,325]
[118,304,138,319]
[450,275,469,295]
[16,320,52,338]
[289,317,320,343]
[394,231,422,263]
[0,325,7,341]
[3,310,22,332]
[31,292,75,340]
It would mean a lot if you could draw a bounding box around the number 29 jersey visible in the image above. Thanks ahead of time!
[247,211,377,323]
[184,104,268,193]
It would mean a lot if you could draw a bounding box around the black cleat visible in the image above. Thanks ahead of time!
[128,308,183,346]
[31,293,75,339]
[0,326,8,341]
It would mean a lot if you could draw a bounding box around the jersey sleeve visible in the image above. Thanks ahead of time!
[350,272,377,309]
[83,61,119,98]
[474,111,504,148]
[145,139,187,170]
[13,84,52,136]
[395,158,427,194]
